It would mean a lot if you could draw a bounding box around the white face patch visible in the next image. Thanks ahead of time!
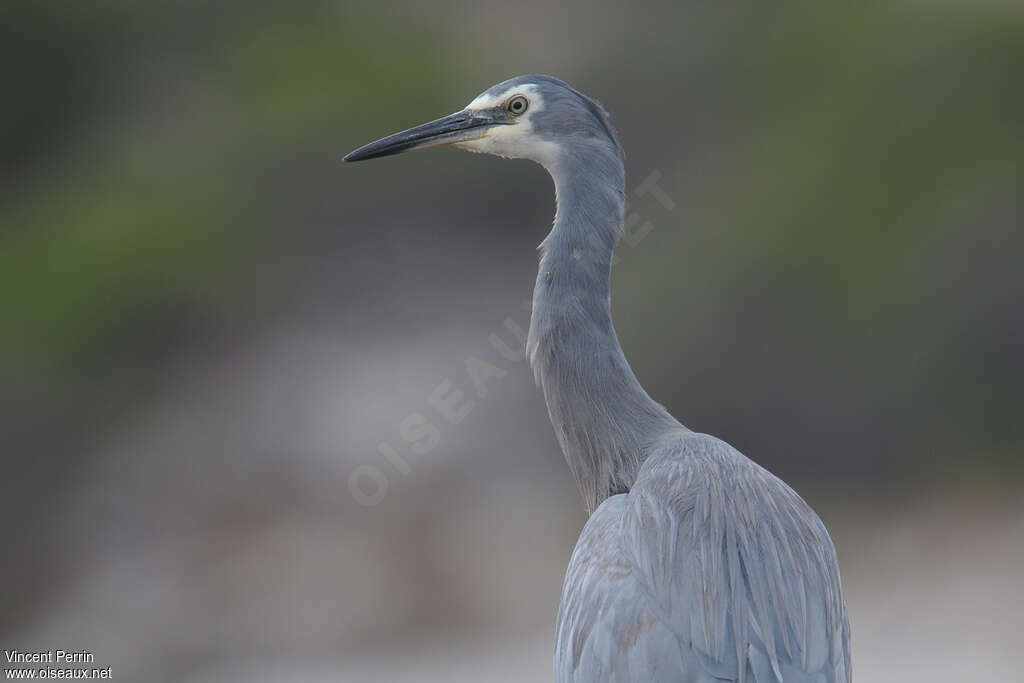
[465,84,538,112]
[455,83,562,169]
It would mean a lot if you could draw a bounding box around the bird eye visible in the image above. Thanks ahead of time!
[506,96,528,115]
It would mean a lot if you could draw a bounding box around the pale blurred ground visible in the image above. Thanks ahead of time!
[8,322,1023,681]
[2,1,1021,681]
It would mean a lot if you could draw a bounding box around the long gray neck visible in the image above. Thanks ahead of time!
[527,144,680,515]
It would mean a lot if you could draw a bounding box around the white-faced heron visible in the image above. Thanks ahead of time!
[345,75,851,682]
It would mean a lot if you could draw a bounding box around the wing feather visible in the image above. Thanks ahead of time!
[555,432,851,682]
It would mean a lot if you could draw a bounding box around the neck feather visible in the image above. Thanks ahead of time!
[527,144,680,515]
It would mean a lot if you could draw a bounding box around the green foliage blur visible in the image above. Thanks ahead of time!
[2,1,1020,477]
[2,2,454,369]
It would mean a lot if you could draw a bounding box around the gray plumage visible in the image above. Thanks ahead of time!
[345,74,851,682]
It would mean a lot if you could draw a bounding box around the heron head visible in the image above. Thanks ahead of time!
[343,75,621,170]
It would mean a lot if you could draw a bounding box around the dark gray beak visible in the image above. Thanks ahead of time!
[343,108,509,162]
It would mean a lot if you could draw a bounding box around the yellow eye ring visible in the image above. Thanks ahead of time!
[506,96,529,115]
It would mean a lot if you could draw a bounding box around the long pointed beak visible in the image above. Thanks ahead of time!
[343,108,508,162]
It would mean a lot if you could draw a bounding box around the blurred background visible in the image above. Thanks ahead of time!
[2,1,1021,680]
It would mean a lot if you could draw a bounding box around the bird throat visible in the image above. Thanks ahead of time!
[527,146,678,515]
